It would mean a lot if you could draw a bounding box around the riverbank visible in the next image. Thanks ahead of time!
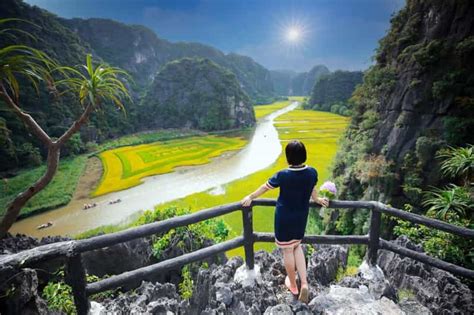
[0,156,88,220]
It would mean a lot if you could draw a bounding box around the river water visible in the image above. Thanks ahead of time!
[11,102,299,237]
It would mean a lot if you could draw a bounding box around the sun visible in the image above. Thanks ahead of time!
[287,27,301,42]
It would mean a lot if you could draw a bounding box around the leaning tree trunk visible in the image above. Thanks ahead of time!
[0,145,60,237]
[0,84,94,238]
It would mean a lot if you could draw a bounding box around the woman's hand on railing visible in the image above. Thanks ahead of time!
[241,195,253,207]
[315,197,329,207]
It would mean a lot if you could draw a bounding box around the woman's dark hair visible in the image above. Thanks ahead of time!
[285,140,307,165]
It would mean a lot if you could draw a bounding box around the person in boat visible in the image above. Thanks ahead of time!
[241,140,329,303]
[37,221,53,230]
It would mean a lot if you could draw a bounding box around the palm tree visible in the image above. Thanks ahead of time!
[0,19,131,236]
[437,145,474,186]
[422,184,473,220]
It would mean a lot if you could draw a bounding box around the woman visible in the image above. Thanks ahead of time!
[241,140,329,303]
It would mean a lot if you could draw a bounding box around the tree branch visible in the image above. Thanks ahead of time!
[0,83,52,146]
[56,102,94,146]
[0,145,60,237]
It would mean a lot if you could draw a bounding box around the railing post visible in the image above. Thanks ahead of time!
[367,206,381,266]
[65,254,89,315]
[242,206,255,270]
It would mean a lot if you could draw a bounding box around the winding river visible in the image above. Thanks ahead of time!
[11,102,299,237]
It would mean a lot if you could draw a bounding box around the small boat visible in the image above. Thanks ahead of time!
[37,221,53,230]
[108,198,122,205]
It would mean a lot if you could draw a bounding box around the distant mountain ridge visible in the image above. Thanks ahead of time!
[270,65,330,96]
[140,58,255,131]
[61,17,275,102]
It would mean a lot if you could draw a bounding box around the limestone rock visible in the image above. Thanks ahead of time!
[1,268,49,315]
[307,244,348,286]
[140,58,256,131]
[377,236,474,314]
[309,285,404,315]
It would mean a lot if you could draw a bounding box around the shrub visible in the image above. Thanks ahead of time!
[144,207,230,260]
[437,145,473,184]
[65,134,84,156]
[354,154,394,186]
[422,184,473,220]
[17,142,42,167]
[394,209,473,269]
[179,265,194,299]
[443,117,474,146]
[42,271,116,315]
[413,40,445,67]
[85,141,99,153]
[42,280,75,314]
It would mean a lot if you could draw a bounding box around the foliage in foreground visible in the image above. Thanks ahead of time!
[394,145,473,270]
[42,270,116,315]
[394,204,473,270]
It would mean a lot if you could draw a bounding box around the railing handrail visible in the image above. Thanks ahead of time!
[2,199,472,269]
[1,199,473,315]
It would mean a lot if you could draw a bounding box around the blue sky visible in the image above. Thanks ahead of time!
[25,0,404,72]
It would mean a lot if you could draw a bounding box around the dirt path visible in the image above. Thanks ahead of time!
[72,156,103,200]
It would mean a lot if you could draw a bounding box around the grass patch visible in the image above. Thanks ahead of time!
[398,289,416,300]
[93,135,247,196]
[0,156,88,218]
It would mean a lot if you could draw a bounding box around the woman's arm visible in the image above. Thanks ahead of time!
[241,183,270,207]
[311,188,329,207]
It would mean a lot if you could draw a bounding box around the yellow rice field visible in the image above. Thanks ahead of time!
[94,135,247,196]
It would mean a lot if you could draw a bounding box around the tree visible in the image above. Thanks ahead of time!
[0,19,131,236]
[437,145,474,186]
[422,185,472,220]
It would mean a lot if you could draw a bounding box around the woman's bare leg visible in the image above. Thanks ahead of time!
[282,247,297,289]
[294,244,307,287]
[294,244,309,302]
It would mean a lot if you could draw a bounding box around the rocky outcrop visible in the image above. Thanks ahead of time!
[92,282,186,314]
[307,244,348,286]
[0,233,71,287]
[0,233,70,255]
[141,58,256,131]
[310,286,403,315]
[332,0,474,209]
[81,237,154,290]
[1,238,467,314]
[377,236,474,315]
[92,244,433,314]
[1,268,49,315]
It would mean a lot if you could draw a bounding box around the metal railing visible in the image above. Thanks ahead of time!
[0,199,472,314]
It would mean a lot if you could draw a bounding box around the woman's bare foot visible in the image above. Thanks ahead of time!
[285,275,299,295]
[298,284,309,303]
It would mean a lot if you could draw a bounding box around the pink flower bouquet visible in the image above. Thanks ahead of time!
[319,181,337,199]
